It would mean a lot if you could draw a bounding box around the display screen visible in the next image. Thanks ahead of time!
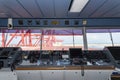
[69,48,83,59]
[62,55,69,59]
[108,47,120,60]
[84,51,107,60]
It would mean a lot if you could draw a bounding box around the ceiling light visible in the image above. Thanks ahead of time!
[69,0,89,12]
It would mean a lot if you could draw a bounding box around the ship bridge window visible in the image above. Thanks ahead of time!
[0,29,83,50]
[87,29,120,50]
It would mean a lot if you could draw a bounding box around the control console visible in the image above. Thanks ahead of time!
[0,47,22,69]
[19,48,112,66]
[104,46,120,68]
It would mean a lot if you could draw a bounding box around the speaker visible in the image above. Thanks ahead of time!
[8,18,13,29]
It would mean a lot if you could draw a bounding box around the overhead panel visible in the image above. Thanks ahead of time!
[0,12,8,18]
[61,0,80,18]
[91,0,120,17]
[7,18,120,28]
[37,0,55,18]
[68,13,80,18]
[0,0,17,17]
[13,18,83,28]
[112,14,120,17]
[104,4,120,17]
[54,0,70,18]
[0,0,120,18]
[2,0,32,18]
[0,0,10,17]
[0,1,8,18]
[0,19,8,27]
[1,18,120,28]
[19,0,43,18]
[79,0,107,18]
[102,0,120,17]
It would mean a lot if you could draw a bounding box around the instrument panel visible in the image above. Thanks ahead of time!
[20,48,112,66]
[0,47,117,69]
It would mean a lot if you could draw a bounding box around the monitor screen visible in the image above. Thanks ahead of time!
[108,47,120,60]
[69,48,83,59]
[62,55,69,59]
[84,51,107,60]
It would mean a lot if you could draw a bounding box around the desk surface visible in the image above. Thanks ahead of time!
[16,65,115,70]
[111,74,120,78]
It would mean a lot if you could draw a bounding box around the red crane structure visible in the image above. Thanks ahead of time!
[1,29,63,50]
[0,29,83,50]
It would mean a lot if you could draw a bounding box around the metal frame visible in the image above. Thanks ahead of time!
[82,26,88,50]
[1,18,120,28]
